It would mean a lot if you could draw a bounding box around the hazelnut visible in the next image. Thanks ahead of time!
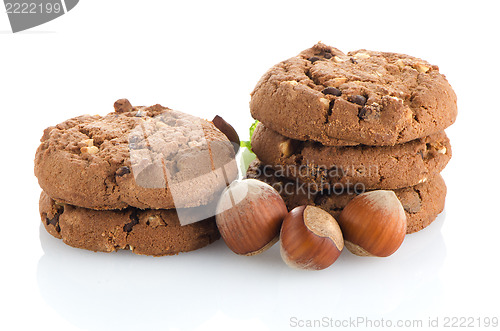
[395,59,406,70]
[283,80,298,86]
[280,206,344,270]
[81,146,99,154]
[330,77,347,86]
[215,179,288,256]
[333,56,346,63]
[413,62,430,73]
[353,52,370,60]
[430,142,447,155]
[337,190,406,257]
[279,139,294,158]
[81,139,94,147]
[80,139,98,154]
[319,97,330,108]
[147,215,164,228]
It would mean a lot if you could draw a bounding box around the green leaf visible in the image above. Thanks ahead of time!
[239,147,256,175]
[249,120,259,138]
[240,141,252,149]
[239,120,259,152]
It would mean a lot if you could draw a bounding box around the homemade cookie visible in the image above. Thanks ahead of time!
[250,42,457,146]
[35,99,238,210]
[246,160,446,233]
[251,123,451,190]
[39,191,220,256]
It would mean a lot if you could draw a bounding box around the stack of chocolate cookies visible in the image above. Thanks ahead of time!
[35,99,238,255]
[247,43,457,233]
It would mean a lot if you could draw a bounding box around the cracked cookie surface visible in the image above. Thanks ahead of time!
[34,99,238,210]
[251,123,451,190]
[246,160,446,234]
[250,42,457,146]
[39,191,220,256]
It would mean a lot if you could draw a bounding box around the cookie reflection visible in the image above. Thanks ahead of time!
[37,212,446,330]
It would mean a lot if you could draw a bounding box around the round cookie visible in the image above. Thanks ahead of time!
[251,123,451,190]
[250,42,457,146]
[39,191,220,256]
[35,99,238,210]
[246,160,446,234]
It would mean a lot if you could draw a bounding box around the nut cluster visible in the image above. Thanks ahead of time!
[215,179,408,271]
[80,139,99,154]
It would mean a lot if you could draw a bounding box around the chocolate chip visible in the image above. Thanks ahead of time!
[123,222,136,233]
[45,216,61,233]
[212,115,240,154]
[308,56,320,63]
[350,57,358,64]
[123,210,140,232]
[358,107,369,119]
[324,100,336,120]
[358,104,381,121]
[322,87,342,96]
[323,52,332,59]
[114,99,133,113]
[116,166,131,177]
[46,206,63,233]
[350,95,367,106]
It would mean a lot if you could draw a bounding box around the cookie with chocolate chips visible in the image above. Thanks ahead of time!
[246,160,446,234]
[34,99,238,210]
[250,42,457,146]
[39,191,220,256]
[251,123,451,190]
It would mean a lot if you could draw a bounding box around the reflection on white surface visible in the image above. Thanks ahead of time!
[37,212,446,331]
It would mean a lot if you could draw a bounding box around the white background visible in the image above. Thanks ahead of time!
[1,1,499,330]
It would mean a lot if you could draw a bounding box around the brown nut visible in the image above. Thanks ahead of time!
[80,146,99,154]
[280,205,344,270]
[337,190,407,257]
[278,139,294,158]
[215,179,288,256]
[353,52,370,60]
[395,59,406,70]
[413,62,430,73]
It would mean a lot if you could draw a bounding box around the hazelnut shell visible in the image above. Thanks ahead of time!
[280,205,344,270]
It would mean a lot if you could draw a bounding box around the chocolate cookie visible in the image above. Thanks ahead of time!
[251,123,451,190]
[250,42,457,146]
[246,160,446,234]
[39,191,220,256]
[35,99,238,210]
